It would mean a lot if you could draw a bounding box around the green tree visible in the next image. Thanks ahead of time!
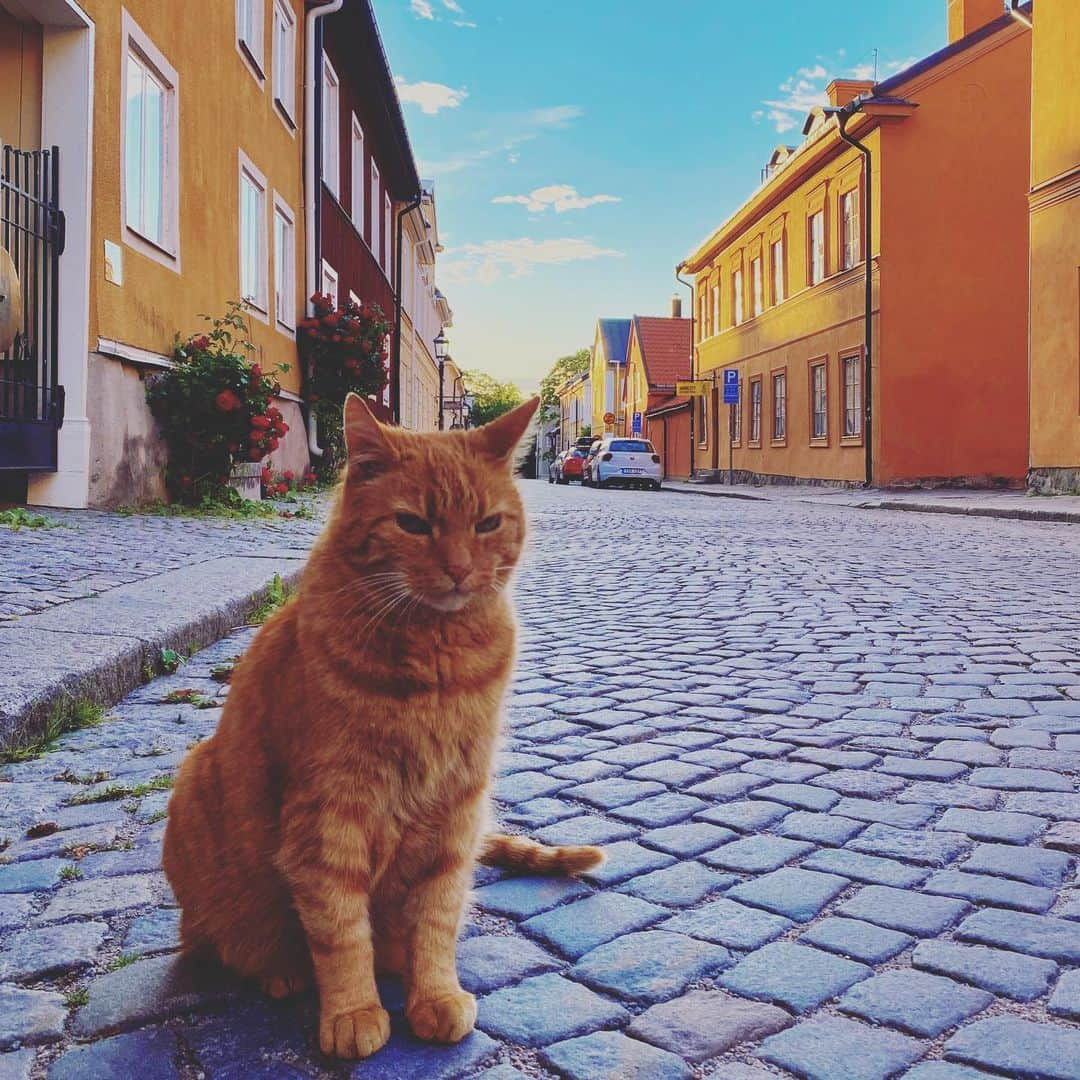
[464,370,525,427]
[539,348,590,422]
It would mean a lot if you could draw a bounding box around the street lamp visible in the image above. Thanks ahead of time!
[434,329,449,430]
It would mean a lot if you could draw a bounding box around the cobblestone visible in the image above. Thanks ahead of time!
[911,939,1058,1001]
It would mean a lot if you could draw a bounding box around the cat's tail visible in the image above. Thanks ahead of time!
[480,833,604,877]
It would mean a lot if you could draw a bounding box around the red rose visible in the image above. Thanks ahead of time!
[268,437,280,451]
[283,471,295,482]
[251,415,271,430]
[250,364,263,380]
[278,421,289,434]
[276,482,288,495]
[321,316,337,327]
[248,447,263,461]
[180,475,193,488]
[215,390,241,412]
[189,335,210,351]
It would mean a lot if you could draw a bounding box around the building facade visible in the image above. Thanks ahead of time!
[1027,0,1080,493]
[556,371,591,451]
[683,2,1031,488]
[589,318,631,436]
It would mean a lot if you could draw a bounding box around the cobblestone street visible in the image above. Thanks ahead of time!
[2,482,1080,1079]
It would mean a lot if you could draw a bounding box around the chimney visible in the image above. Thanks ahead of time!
[670,295,682,319]
[826,79,875,108]
[947,0,1003,43]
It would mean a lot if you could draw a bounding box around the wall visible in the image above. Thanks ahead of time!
[651,409,690,479]
[1028,0,1080,490]
[81,0,305,396]
[878,22,1031,485]
[693,131,880,484]
[0,11,42,150]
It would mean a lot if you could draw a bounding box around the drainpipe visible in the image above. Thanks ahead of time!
[831,104,874,487]
[392,193,423,425]
[1008,0,1032,30]
[675,263,695,479]
[302,0,344,458]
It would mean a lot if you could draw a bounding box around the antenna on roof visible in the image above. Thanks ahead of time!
[873,48,879,82]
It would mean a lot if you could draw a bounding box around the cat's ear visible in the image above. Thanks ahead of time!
[476,396,540,466]
[343,393,397,480]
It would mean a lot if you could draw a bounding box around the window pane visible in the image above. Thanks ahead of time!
[124,57,144,231]
[241,176,258,301]
[274,212,285,319]
[142,73,164,243]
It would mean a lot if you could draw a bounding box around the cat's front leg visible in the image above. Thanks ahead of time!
[280,808,389,1059]
[403,859,476,1043]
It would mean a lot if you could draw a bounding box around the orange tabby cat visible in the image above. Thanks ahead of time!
[163,393,602,1060]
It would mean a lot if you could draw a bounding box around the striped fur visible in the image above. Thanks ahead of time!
[480,833,605,875]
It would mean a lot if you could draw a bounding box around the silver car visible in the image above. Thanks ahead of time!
[583,437,663,490]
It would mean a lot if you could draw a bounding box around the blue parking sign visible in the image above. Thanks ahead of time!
[632,411,642,434]
[722,369,740,405]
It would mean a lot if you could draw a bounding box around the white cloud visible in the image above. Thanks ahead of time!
[453,19,477,28]
[440,237,623,285]
[492,184,621,214]
[410,0,435,19]
[395,77,468,115]
[754,53,915,135]
[411,0,476,26]
[441,0,463,11]
[528,105,582,128]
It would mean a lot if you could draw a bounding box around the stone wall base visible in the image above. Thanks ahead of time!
[691,468,864,491]
[1028,466,1080,496]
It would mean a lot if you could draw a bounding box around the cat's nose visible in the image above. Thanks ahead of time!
[445,563,473,586]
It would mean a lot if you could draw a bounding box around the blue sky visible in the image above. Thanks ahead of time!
[373,0,951,392]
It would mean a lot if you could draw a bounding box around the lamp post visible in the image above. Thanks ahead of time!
[434,329,448,430]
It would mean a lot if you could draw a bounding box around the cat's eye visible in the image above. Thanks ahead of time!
[476,514,502,534]
[396,513,432,536]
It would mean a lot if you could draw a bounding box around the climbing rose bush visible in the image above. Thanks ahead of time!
[146,302,290,502]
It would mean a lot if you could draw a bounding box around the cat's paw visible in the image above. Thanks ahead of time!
[406,990,477,1043]
[319,1004,391,1059]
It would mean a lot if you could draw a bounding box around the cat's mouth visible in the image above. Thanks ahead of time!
[423,590,473,613]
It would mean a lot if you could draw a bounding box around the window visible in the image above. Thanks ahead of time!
[811,362,828,440]
[272,0,296,122]
[730,398,742,445]
[351,116,365,229]
[808,209,825,285]
[841,189,860,270]
[370,160,381,261]
[843,355,862,437]
[698,291,706,341]
[712,283,720,335]
[123,16,179,263]
[771,238,785,304]
[322,57,340,197]
[320,260,338,306]
[772,371,787,441]
[273,195,295,331]
[733,267,744,326]
[698,394,708,446]
[239,155,268,313]
[751,256,763,318]
[749,378,762,444]
[237,0,264,76]
[383,192,392,272]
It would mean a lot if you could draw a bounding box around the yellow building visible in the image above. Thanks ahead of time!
[1,0,309,507]
[1027,0,1080,493]
[589,318,631,435]
[556,371,591,450]
[683,3,1031,488]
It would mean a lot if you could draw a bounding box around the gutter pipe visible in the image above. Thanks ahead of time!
[829,101,875,487]
[675,263,695,478]
[1008,0,1032,29]
[392,193,423,425]
[302,0,344,458]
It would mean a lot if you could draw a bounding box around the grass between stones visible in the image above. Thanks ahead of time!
[65,775,173,807]
[250,573,291,624]
[0,507,60,530]
[0,698,107,765]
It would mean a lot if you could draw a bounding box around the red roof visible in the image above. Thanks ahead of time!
[634,316,692,388]
[646,395,691,419]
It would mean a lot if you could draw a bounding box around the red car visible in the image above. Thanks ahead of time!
[548,448,586,484]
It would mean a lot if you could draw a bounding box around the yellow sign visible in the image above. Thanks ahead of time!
[676,380,710,396]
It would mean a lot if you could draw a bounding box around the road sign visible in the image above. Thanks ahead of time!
[632,411,642,434]
[722,369,740,405]
[603,411,616,425]
[675,380,710,396]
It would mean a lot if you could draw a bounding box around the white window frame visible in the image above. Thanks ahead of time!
[698,291,706,341]
[843,354,863,437]
[370,159,381,262]
[812,362,828,440]
[809,209,825,285]
[321,260,339,307]
[733,267,744,327]
[751,256,763,318]
[236,0,265,81]
[772,371,787,440]
[272,192,295,334]
[351,115,365,230]
[238,151,269,319]
[121,11,180,271]
[841,189,861,271]
[383,192,392,273]
[711,283,720,336]
[322,56,340,198]
[771,238,785,304]
[272,0,296,127]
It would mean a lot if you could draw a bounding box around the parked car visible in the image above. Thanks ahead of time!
[548,447,587,484]
[582,436,663,490]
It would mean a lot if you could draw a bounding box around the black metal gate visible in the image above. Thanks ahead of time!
[0,145,65,471]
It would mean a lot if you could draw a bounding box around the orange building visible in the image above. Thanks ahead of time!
[681,1,1032,488]
[1026,0,1080,493]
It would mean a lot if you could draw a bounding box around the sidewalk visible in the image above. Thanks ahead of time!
[663,479,1080,524]
[0,498,330,750]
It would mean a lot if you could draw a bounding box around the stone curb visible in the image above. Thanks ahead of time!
[0,555,307,752]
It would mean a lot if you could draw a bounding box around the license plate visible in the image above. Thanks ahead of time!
[621,468,643,474]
